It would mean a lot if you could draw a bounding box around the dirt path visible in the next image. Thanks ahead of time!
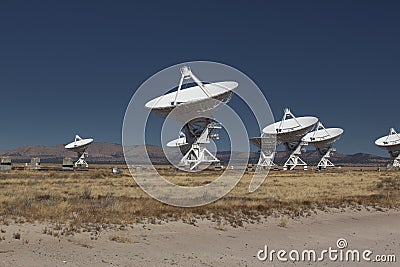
[0,209,399,266]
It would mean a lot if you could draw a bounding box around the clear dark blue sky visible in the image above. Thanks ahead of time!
[1,1,399,156]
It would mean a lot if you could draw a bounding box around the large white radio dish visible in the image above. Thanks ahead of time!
[65,135,94,168]
[302,122,343,169]
[375,128,400,169]
[145,66,237,121]
[145,82,237,116]
[375,128,400,151]
[302,126,343,148]
[262,113,318,143]
[146,66,236,170]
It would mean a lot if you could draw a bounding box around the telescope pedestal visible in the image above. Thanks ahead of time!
[317,147,335,169]
[393,156,400,168]
[283,142,308,171]
[179,121,221,170]
[180,144,220,170]
[257,151,276,169]
[388,152,400,169]
[75,152,89,168]
[253,135,276,169]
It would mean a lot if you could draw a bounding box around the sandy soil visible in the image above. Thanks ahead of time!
[0,209,399,267]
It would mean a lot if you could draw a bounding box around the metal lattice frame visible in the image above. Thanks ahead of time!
[283,141,308,170]
[179,122,221,170]
[75,151,89,168]
[388,151,400,169]
[317,147,335,169]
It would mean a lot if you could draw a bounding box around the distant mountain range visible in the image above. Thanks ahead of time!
[0,142,390,166]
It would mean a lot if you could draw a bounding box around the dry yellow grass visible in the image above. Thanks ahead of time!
[0,168,399,230]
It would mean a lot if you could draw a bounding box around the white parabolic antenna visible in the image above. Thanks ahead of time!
[263,115,318,143]
[166,136,188,148]
[375,128,400,169]
[145,82,237,118]
[166,132,188,148]
[65,135,94,168]
[302,125,343,148]
[145,66,238,170]
[302,122,343,169]
[145,68,237,122]
[252,108,318,170]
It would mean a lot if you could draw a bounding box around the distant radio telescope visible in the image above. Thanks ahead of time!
[375,128,400,169]
[65,135,94,168]
[302,122,343,169]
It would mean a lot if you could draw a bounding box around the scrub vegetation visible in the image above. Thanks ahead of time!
[0,167,399,234]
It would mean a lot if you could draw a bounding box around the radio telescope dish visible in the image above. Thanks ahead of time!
[375,128,400,151]
[302,125,343,148]
[302,122,343,169]
[166,132,190,155]
[65,135,93,168]
[145,67,237,121]
[166,134,188,148]
[256,108,318,170]
[262,114,318,144]
[146,66,237,170]
[145,82,237,114]
[375,128,400,169]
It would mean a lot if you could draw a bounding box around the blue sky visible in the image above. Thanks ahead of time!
[1,1,399,156]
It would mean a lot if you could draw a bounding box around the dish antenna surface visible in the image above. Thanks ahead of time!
[253,108,318,170]
[145,66,238,170]
[302,122,343,169]
[375,128,400,169]
[64,135,94,168]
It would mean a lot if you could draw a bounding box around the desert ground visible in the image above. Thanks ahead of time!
[0,166,399,266]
